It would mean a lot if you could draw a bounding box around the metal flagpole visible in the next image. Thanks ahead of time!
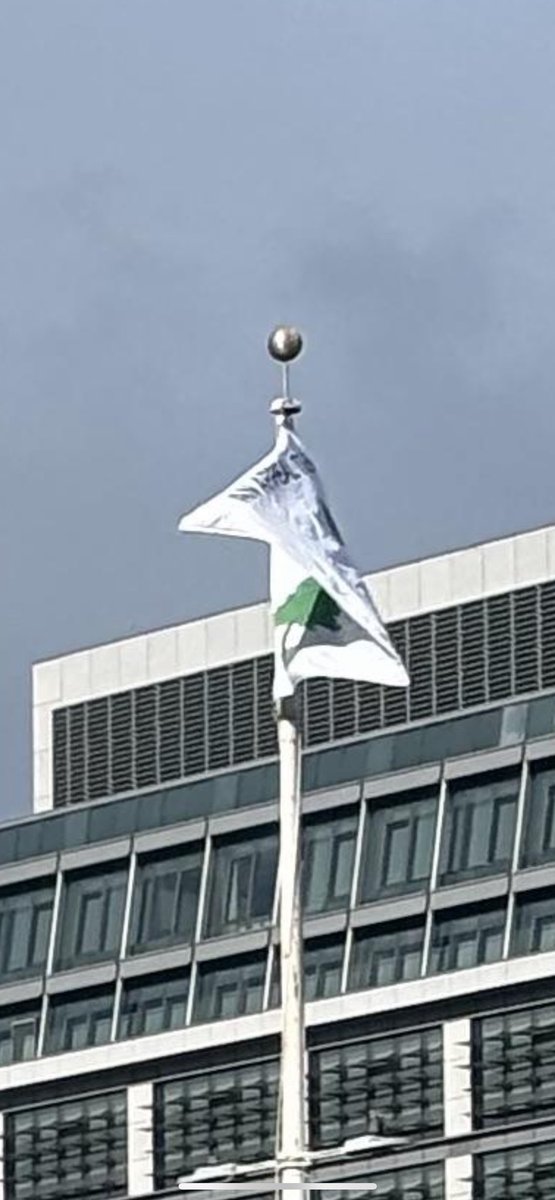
[268,327,307,1200]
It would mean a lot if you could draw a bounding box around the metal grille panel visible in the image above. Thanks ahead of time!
[5,1090,127,1200]
[52,581,555,808]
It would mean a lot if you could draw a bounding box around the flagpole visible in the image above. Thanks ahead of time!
[268,327,307,1200]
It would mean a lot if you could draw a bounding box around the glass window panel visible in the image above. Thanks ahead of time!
[324,1163,444,1200]
[154,1059,279,1187]
[45,988,113,1055]
[129,847,202,956]
[0,1005,40,1067]
[55,866,127,971]
[475,1141,555,1199]
[359,790,437,903]
[350,921,424,990]
[119,971,189,1040]
[439,770,519,885]
[0,883,54,983]
[304,938,344,1001]
[271,937,343,1005]
[521,761,555,867]
[303,814,357,915]
[512,890,555,956]
[430,903,505,975]
[205,831,278,937]
[5,1091,127,1200]
[194,954,266,1023]
[473,1003,555,1129]
[310,1027,443,1147]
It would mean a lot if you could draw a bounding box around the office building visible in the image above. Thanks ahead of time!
[3,523,555,1198]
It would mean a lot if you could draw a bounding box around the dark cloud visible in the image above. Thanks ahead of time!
[1,0,555,814]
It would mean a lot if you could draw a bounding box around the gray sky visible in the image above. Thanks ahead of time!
[1,0,555,817]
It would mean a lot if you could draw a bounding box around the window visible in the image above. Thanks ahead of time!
[154,1059,279,1187]
[44,989,113,1055]
[205,831,278,937]
[350,921,424,990]
[359,790,437,902]
[309,1028,443,1147]
[128,847,202,956]
[475,1142,555,1199]
[194,954,265,1023]
[0,882,54,983]
[430,903,505,974]
[303,814,357,915]
[271,938,343,1005]
[5,1091,127,1200]
[439,771,519,885]
[0,1006,39,1067]
[325,1164,444,1200]
[473,1003,555,1128]
[521,761,555,867]
[512,890,555,956]
[55,866,127,971]
[119,972,189,1039]
[305,938,344,1001]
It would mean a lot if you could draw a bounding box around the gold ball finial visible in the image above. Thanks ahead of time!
[267,326,303,364]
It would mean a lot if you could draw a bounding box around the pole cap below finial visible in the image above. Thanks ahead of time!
[267,326,304,363]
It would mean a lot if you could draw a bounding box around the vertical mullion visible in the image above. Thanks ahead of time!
[45,863,64,978]
[421,773,447,976]
[341,792,365,993]
[262,943,275,1011]
[194,832,212,946]
[110,979,123,1044]
[118,852,137,962]
[502,757,529,960]
[185,962,197,1027]
[36,993,49,1059]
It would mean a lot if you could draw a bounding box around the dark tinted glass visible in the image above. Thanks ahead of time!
[128,847,202,955]
[310,1028,443,1147]
[271,938,343,1006]
[45,988,113,1055]
[154,1059,279,1186]
[5,1091,127,1200]
[521,761,555,867]
[512,890,555,956]
[475,1142,555,1199]
[324,1164,444,1200]
[304,938,344,1001]
[0,696,550,869]
[430,904,505,974]
[55,866,127,971]
[0,1005,40,1067]
[350,922,424,990]
[194,954,266,1022]
[359,791,437,902]
[439,771,519,885]
[119,971,189,1039]
[205,831,278,937]
[303,813,357,915]
[474,1003,555,1128]
[0,882,54,984]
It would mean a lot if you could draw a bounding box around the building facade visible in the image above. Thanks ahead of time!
[2,524,555,1198]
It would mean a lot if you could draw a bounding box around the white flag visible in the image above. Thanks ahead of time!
[179,426,409,698]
